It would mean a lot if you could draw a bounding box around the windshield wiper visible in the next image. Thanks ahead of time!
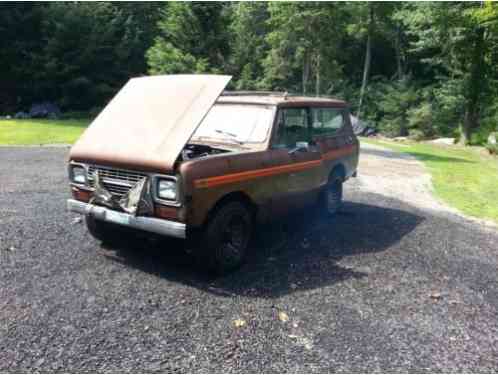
[214,129,244,144]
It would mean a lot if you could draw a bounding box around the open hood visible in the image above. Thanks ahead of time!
[69,74,232,172]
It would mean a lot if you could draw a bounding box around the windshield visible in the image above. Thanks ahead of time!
[191,104,274,144]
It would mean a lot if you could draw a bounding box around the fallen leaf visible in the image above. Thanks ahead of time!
[233,318,246,328]
[278,311,289,322]
[430,292,442,300]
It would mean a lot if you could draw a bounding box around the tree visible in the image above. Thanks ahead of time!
[396,2,498,144]
[2,0,497,147]
[376,78,420,137]
[0,3,46,112]
[229,2,269,89]
[147,2,231,75]
[356,3,374,118]
[6,2,161,110]
[262,2,346,95]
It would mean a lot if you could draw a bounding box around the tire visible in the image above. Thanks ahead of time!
[85,214,123,244]
[322,172,343,216]
[195,201,253,275]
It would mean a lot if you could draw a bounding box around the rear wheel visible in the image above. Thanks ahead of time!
[196,201,253,274]
[323,172,343,216]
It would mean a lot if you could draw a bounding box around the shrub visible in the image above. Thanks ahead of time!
[408,129,426,141]
[486,132,498,154]
[486,143,498,155]
[376,79,420,137]
[407,102,435,139]
[59,111,90,119]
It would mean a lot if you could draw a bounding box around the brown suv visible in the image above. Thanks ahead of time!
[67,75,359,273]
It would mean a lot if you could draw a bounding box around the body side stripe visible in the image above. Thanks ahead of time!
[194,144,356,189]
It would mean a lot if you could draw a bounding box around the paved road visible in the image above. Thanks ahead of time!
[1,146,497,372]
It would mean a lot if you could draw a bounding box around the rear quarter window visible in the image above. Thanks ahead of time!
[311,107,346,137]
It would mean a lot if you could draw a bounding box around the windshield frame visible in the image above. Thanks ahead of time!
[190,102,277,147]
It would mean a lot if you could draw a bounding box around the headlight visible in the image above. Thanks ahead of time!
[70,165,86,184]
[157,179,177,200]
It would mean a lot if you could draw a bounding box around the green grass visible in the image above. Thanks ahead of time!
[361,137,498,224]
[0,119,89,145]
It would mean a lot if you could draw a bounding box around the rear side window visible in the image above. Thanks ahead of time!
[311,107,345,137]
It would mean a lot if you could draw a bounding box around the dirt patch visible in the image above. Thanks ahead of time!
[358,142,497,229]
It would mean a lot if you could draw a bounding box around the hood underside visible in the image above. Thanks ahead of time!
[69,74,232,172]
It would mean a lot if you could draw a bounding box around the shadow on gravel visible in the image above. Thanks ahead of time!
[101,199,424,298]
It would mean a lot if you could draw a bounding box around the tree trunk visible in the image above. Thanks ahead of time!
[459,112,473,146]
[459,26,485,145]
[302,50,310,95]
[395,25,404,81]
[315,52,321,97]
[356,5,374,118]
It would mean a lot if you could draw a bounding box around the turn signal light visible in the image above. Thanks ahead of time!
[72,188,91,203]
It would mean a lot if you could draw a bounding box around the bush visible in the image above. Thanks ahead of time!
[408,129,426,141]
[61,77,93,110]
[59,111,91,119]
[486,143,498,155]
[376,79,420,137]
[486,132,498,154]
[407,102,435,139]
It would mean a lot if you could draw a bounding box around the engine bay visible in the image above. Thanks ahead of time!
[179,143,230,161]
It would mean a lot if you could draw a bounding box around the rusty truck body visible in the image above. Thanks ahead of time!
[67,75,359,273]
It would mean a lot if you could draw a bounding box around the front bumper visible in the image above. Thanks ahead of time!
[67,199,186,239]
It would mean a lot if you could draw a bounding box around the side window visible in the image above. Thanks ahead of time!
[311,107,345,137]
[273,108,310,148]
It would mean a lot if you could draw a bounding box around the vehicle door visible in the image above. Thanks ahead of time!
[267,107,323,216]
[311,106,358,179]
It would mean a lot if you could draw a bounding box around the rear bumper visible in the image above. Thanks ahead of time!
[67,199,186,239]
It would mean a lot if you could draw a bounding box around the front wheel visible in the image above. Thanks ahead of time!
[195,201,253,274]
[85,214,123,245]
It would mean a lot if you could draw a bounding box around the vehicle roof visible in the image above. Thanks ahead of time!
[217,92,347,107]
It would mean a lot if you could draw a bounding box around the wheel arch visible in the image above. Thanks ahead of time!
[330,163,346,181]
[204,191,258,227]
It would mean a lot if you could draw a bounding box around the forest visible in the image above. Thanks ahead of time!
[1,2,498,146]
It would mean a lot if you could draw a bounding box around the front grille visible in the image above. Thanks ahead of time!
[88,165,148,197]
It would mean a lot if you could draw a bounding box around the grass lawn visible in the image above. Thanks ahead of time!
[361,137,498,225]
[0,119,89,145]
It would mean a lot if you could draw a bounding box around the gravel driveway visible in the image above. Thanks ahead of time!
[1,144,497,372]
